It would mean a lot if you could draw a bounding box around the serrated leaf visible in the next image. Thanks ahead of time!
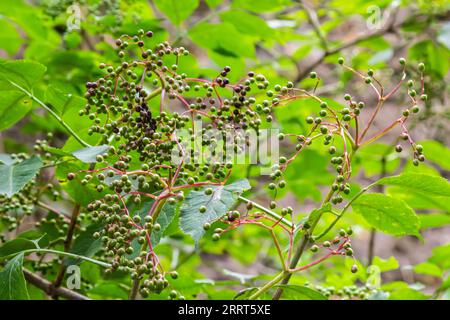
[153,0,199,25]
[71,145,109,163]
[352,193,421,237]
[0,253,29,300]
[413,262,442,278]
[0,155,42,197]
[275,285,327,300]
[180,179,251,244]
[377,173,450,197]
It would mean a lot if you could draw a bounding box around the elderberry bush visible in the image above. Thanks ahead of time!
[0,0,449,301]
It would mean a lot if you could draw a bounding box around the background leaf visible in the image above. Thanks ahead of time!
[153,0,199,25]
[378,173,450,198]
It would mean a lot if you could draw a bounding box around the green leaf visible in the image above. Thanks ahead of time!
[130,199,178,247]
[419,213,450,229]
[124,200,178,259]
[295,203,332,242]
[219,10,273,37]
[88,283,128,299]
[180,179,251,244]
[153,0,199,25]
[388,288,428,300]
[0,253,29,300]
[408,39,449,79]
[413,262,442,278]
[71,145,109,163]
[0,60,46,91]
[416,140,450,170]
[234,287,258,300]
[205,0,221,9]
[429,244,450,269]
[275,285,327,300]
[0,238,37,258]
[65,223,104,265]
[352,193,421,237]
[372,256,399,272]
[45,85,85,116]
[55,162,106,206]
[0,17,24,56]
[0,90,33,131]
[189,22,256,58]
[0,155,42,197]
[377,173,450,198]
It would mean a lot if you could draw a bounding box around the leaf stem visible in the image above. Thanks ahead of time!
[248,271,287,300]
[1,249,111,268]
[238,195,294,229]
[313,180,379,240]
[8,80,91,148]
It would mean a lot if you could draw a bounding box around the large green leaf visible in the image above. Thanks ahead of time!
[0,60,46,131]
[180,179,251,244]
[153,0,199,25]
[0,155,42,197]
[0,60,46,91]
[377,173,450,198]
[0,253,29,300]
[275,285,327,300]
[352,193,421,237]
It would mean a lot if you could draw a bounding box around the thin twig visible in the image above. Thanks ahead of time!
[23,269,89,300]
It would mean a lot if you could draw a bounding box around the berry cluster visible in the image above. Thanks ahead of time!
[58,29,427,298]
